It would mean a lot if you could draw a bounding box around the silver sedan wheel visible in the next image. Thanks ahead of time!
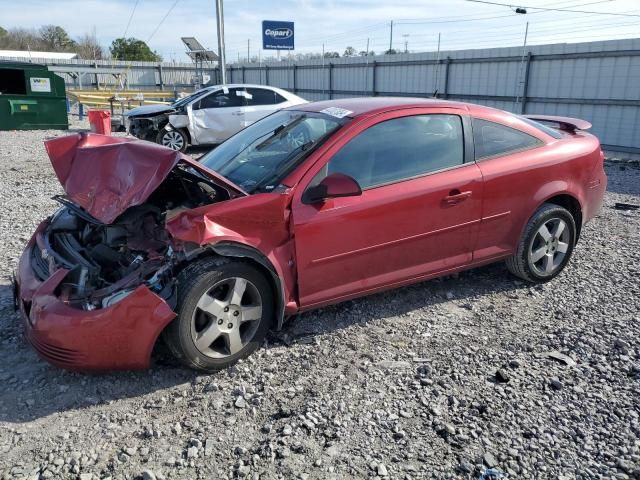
[528,218,571,277]
[161,130,185,150]
[190,277,263,359]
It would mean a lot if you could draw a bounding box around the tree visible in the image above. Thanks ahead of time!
[0,26,7,39]
[76,33,104,60]
[39,25,76,51]
[110,37,162,61]
[343,46,356,57]
[384,48,398,55]
[0,28,43,50]
[323,51,340,58]
[359,50,375,57]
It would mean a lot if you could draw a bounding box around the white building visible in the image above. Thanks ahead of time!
[0,50,78,61]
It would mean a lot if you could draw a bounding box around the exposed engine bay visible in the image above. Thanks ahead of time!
[128,111,175,141]
[33,164,230,310]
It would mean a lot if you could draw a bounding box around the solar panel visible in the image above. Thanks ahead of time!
[181,37,218,62]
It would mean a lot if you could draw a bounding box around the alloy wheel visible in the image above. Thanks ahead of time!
[528,217,571,276]
[190,277,263,359]
[161,130,185,150]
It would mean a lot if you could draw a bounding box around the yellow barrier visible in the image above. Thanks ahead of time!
[69,94,172,111]
[68,90,187,100]
[67,89,187,119]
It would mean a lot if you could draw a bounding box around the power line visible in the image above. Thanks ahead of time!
[147,0,180,43]
[123,0,140,38]
[464,0,640,17]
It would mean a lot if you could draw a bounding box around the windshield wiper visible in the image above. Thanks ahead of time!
[252,140,315,193]
[255,116,307,152]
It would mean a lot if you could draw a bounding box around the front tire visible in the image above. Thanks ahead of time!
[163,257,274,371]
[157,127,188,152]
[506,203,576,283]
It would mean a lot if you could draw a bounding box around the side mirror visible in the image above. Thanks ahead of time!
[303,173,362,204]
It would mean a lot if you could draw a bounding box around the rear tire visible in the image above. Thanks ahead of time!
[163,257,274,372]
[157,127,188,152]
[506,203,576,283]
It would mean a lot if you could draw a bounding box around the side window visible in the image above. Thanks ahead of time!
[274,92,287,104]
[318,114,464,190]
[195,88,245,109]
[473,118,542,160]
[246,88,277,106]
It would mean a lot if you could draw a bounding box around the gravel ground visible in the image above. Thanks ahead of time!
[0,125,638,480]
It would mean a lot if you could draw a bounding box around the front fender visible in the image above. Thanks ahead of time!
[165,193,298,329]
[168,114,189,129]
[209,241,292,330]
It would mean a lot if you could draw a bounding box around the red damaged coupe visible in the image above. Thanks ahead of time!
[14,98,607,372]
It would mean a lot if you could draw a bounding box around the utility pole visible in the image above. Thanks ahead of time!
[389,20,394,53]
[434,32,441,95]
[322,43,325,96]
[247,39,250,63]
[514,21,529,110]
[215,0,226,84]
[402,34,409,53]
[364,37,370,90]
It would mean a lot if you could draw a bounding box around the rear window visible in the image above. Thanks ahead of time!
[473,118,543,160]
[246,88,277,106]
[518,116,564,139]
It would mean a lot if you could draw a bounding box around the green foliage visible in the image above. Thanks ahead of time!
[39,25,77,51]
[110,37,162,61]
[343,46,356,57]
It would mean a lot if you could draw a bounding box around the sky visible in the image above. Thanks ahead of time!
[1,0,639,62]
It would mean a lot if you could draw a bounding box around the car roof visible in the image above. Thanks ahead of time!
[288,97,472,118]
[207,83,287,91]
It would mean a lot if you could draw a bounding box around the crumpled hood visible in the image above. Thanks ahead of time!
[45,133,246,224]
[125,104,176,117]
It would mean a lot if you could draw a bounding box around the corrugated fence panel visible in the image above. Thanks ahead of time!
[296,66,329,92]
[9,37,639,153]
[267,68,292,89]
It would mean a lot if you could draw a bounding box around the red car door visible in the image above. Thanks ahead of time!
[291,109,484,309]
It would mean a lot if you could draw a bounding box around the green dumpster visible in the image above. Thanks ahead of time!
[0,61,68,130]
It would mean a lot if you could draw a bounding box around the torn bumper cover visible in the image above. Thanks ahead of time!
[15,226,176,371]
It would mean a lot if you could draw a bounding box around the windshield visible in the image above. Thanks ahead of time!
[173,89,211,108]
[199,110,345,192]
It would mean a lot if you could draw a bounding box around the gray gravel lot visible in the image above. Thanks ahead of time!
[0,125,638,480]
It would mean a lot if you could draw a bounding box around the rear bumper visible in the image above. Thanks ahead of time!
[584,169,607,223]
[15,224,176,371]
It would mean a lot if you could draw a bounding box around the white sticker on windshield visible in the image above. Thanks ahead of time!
[236,90,253,99]
[320,107,353,118]
[222,86,229,94]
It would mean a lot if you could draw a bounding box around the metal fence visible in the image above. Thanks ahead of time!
[0,57,203,90]
[4,37,639,154]
[225,38,640,155]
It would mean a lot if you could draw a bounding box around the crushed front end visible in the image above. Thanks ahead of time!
[15,191,193,370]
[14,133,245,371]
[127,113,170,141]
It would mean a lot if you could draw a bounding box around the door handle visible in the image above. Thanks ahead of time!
[443,189,472,205]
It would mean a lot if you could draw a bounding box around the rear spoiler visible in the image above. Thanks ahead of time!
[524,115,592,132]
